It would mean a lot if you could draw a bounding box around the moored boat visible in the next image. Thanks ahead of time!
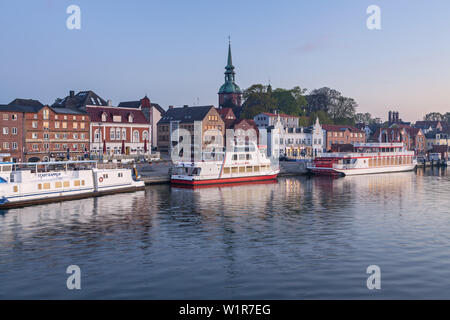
[0,161,145,209]
[307,143,417,176]
[170,144,279,186]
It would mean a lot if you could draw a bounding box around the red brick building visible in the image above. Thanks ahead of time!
[322,124,366,151]
[87,105,151,156]
[0,106,26,162]
[0,99,90,162]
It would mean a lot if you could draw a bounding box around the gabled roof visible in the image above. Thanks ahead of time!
[157,106,216,124]
[216,107,236,119]
[9,98,44,108]
[117,100,165,115]
[86,106,149,124]
[52,90,108,110]
[415,120,441,128]
[0,104,42,113]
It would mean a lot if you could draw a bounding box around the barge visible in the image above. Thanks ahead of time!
[0,161,145,209]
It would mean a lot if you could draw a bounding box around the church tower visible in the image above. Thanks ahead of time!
[218,40,242,109]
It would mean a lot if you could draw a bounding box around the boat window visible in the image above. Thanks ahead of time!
[246,154,252,160]
[81,180,85,186]
[246,166,253,172]
[254,166,260,172]
[239,154,245,160]
[55,182,62,188]
[13,186,18,193]
[38,183,42,190]
[231,167,238,173]
[223,167,230,174]
[43,183,51,190]
[232,155,238,160]
[192,168,201,176]
[118,173,123,178]
[74,180,81,186]
[239,167,245,173]
[63,181,70,188]
[2,165,12,172]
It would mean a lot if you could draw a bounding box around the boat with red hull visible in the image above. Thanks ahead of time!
[170,144,279,187]
[307,142,417,176]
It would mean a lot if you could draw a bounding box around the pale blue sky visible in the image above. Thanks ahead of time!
[1,0,449,121]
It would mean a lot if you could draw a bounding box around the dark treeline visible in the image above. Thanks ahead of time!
[239,84,365,126]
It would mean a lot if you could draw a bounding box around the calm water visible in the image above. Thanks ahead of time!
[0,168,449,299]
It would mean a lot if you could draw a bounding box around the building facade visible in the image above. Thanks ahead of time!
[322,124,366,151]
[87,105,151,157]
[0,107,26,162]
[254,112,300,129]
[118,96,165,149]
[157,105,225,154]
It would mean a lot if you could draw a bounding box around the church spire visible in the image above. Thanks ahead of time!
[227,37,233,68]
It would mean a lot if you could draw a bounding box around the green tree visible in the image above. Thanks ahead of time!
[424,112,443,121]
[240,84,277,119]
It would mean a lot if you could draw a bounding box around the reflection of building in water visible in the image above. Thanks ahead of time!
[0,191,148,245]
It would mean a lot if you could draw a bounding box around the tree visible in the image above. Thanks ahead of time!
[355,113,372,125]
[424,112,443,121]
[443,112,450,123]
[328,97,357,123]
[272,88,305,117]
[306,87,342,114]
[240,84,277,119]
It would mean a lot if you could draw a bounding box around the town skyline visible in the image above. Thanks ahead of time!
[1,0,450,122]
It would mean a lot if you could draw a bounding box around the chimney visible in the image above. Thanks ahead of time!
[69,90,75,98]
[388,111,392,124]
[183,105,188,108]
[107,99,112,106]
[169,105,174,109]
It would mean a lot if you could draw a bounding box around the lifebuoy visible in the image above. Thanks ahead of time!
[99,177,103,183]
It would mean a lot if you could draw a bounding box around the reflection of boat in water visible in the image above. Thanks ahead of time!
[308,143,416,176]
[171,144,279,186]
[0,161,145,209]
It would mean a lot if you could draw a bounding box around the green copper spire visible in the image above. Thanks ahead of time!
[219,39,241,94]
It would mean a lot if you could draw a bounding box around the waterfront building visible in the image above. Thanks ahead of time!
[425,130,450,150]
[267,115,325,158]
[322,124,365,151]
[415,120,445,134]
[218,42,242,113]
[87,105,151,157]
[0,99,89,162]
[373,126,425,155]
[157,105,225,153]
[118,96,165,149]
[254,112,300,129]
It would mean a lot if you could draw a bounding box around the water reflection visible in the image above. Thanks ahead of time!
[0,168,449,299]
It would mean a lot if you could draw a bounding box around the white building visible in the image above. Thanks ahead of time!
[267,116,325,158]
[254,112,299,129]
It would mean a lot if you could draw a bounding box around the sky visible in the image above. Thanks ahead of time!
[1,0,450,122]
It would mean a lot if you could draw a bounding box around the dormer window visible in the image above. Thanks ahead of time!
[101,112,107,122]
[128,114,134,123]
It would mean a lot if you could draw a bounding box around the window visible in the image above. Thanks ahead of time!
[110,128,115,140]
[74,180,81,186]
[43,109,49,120]
[2,114,8,120]
[13,186,18,193]
[55,122,60,128]
[32,121,38,128]
[33,114,38,119]
[3,127,8,135]
[3,142,9,149]
[102,113,107,122]
[81,133,85,139]
[55,182,62,188]
[133,130,139,143]
[63,181,70,188]
[12,114,17,120]
[73,133,78,139]
[43,183,51,190]
[73,122,78,129]
[73,116,76,121]
[80,122,85,129]
[55,133,60,139]
[64,115,67,120]
[32,133,38,139]
[116,128,121,140]
[122,128,126,140]
[62,122,67,129]
[113,115,122,122]
[43,133,49,139]
[223,167,230,174]
[55,115,58,120]
[12,142,17,150]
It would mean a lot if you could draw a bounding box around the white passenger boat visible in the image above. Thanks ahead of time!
[0,161,145,209]
[171,144,279,186]
[307,143,417,176]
